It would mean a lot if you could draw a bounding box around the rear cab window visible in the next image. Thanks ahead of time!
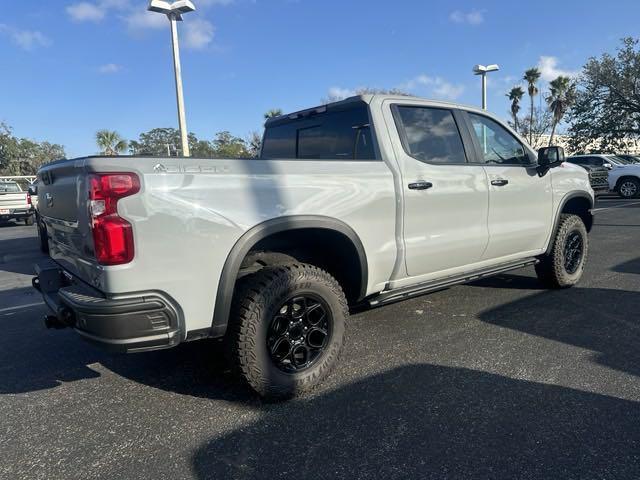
[392,106,468,164]
[261,102,377,160]
[0,182,21,193]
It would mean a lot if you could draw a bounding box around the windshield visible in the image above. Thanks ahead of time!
[0,183,20,193]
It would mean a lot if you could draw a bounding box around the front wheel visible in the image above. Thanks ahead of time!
[227,263,347,399]
[535,214,588,288]
[618,178,640,199]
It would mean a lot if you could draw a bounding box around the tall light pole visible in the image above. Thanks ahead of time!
[472,64,500,110]
[148,0,196,157]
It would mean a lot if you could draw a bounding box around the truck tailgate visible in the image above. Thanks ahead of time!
[38,159,97,283]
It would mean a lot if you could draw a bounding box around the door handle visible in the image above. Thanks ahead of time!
[408,181,433,190]
[491,179,509,187]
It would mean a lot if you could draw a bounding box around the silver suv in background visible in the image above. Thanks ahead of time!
[568,154,640,198]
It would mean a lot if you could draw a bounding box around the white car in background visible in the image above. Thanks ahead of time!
[568,154,640,199]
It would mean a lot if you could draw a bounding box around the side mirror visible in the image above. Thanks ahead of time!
[537,146,565,167]
[603,163,613,170]
[536,146,565,177]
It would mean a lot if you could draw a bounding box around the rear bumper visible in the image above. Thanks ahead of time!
[0,208,33,220]
[33,260,182,353]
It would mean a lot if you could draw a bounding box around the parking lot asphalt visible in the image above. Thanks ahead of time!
[1,197,639,480]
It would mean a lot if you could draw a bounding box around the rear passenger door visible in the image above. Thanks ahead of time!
[387,102,490,278]
[462,111,552,260]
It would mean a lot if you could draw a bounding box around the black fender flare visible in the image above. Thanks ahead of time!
[210,215,368,337]
[545,192,594,255]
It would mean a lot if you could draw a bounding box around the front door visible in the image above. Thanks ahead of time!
[386,102,490,278]
[463,111,552,260]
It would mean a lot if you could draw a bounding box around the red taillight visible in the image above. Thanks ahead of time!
[26,193,32,205]
[89,173,140,265]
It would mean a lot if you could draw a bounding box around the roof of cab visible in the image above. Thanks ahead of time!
[264,94,488,127]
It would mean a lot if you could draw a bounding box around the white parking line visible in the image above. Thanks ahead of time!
[0,302,43,314]
[593,200,640,212]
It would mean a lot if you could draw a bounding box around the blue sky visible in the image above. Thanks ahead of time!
[1,0,639,157]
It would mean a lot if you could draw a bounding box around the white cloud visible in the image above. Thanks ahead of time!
[449,10,484,25]
[0,24,51,50]
[401,75,465,100]
[537,56,579,81]
[124,10,167,30]
[327,87,357,100]
[184,18,215,49]
[98,63,123,74]
[198,0,235,5]
[66,2,106,22]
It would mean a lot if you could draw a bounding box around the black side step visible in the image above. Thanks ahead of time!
[369,258,539,308]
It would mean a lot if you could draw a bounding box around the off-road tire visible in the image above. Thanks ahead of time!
[37,220,49,253]
[226,263,347,399]
[617,177,640,199]
[239,251,297,275]
[535,214,588,288]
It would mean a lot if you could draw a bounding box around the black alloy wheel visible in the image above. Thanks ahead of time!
[267,295,331,373]
[563,231,584,274]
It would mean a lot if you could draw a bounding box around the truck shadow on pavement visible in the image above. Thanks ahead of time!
[614,257,640,275]
[473,274,640,378]
[191,363,640,480]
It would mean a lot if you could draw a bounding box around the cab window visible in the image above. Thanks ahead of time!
[393,106,468,164]
[468,113,530,166]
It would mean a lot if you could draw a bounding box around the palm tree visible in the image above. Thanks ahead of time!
[264,109,283,120]
[523,68,541,144]
[546,76,577,146]
[506,86,525,133]
[96,130,128,156]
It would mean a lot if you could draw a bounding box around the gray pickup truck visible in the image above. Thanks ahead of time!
[33,95,594,398]
[0,179,34,225]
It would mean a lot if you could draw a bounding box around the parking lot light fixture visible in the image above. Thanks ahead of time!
[147,0,196,157]
[473,64,500,110]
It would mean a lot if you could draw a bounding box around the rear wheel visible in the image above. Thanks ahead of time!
[227,263,347,399]
[37,218,49,253]
[24,215,34,226]
[618,178,640,199]
[535,214,588,288]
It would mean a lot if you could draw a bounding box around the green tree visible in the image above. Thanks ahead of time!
[506,86,525,133]
[211,131,250,158]
[524,68,542,144]
[129,128,215,157]
[520,106,553,150]
[0,122,65,175]
[95,130,128,156]
[246,131,262,158]
[264,109,283,119]
[546,76,577,146]
[569,37,640,153]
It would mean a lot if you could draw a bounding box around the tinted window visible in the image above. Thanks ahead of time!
[0,182,20,193]
[568,157,590,166]
[260,123,297,159]
[354,127,375,160]
[261,105,375,160]
[468,113,529,165]
[394,106,467,164]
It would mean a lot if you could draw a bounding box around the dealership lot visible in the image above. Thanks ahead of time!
[1,198,639,479]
